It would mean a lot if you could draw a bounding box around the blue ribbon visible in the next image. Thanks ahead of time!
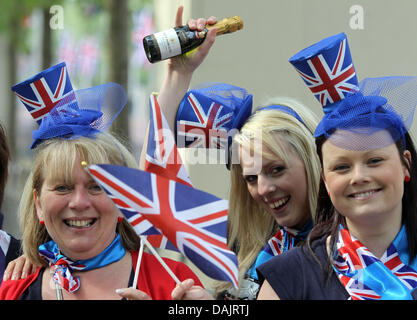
[39,234,126,292]
[333,225,417,300]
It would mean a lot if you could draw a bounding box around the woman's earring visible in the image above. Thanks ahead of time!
[117,216,124,223]
[40,220,45,226]
[405,176,411,183]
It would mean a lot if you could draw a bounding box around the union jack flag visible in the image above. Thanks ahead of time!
[39,242,86,293]
[177,92,233,149]
[265,230,295,256]
[87,164,238,287]
[108,192,177,251]
[12,62,76,124]
[144,93,193,249]
[337,274,381,300]
[145,93,192,187]
[290,35,359,109]
[334,229,382,300]
[334,226,417,300]
[266,233,283,256]
[146,233,178,251]
[335,228,376,272]
[108,193,159,236]
[381,245,417,290]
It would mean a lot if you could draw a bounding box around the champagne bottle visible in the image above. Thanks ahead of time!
[143,16,243,63]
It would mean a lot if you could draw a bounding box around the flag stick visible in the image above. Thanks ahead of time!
[132,236,145,289]
[140,235,181,284]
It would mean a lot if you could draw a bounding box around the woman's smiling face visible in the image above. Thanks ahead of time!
[321,134,410,228]
[34,157,119,260]
[240,137,310,229]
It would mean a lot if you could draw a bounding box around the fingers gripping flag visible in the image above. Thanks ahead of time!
[87,164,239,287]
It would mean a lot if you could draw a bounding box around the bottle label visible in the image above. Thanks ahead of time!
[154,28,181,60]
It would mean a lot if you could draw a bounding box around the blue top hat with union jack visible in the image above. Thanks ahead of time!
[289,32,359,114]
[175,82,253,150]
[290,32,417,151]
[11,62,126,149]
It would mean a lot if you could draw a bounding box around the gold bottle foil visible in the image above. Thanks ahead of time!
[197,16,244,38]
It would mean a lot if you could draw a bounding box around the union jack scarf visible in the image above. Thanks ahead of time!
[247,219,313,280]
[38,234,126,293]
[333,225,417,300]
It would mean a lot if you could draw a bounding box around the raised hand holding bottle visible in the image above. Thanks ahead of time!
[143,15,243,63]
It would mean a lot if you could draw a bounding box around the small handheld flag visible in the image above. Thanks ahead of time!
[145,93,192,187]
[86,163,238,287]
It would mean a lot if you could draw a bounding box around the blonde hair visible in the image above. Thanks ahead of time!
[214,97,321,295]
[19,133,141,266]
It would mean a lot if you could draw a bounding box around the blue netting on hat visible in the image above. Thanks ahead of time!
[31,82,127,149]
[314,76,417,150]
[189,82,253,137]
[190,82,251,112]
[175,82,253,149]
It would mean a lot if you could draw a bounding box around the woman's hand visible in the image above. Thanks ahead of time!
[157,5,217,127]
[3,255,37,281]
[116,287,152,300]
[167,5,217,75]
[171,279,215,300]
[139,5,217,169]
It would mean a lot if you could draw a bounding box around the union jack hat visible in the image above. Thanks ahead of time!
[12,62,76,125]
[175,82,253,150]
[290,33,417,151]
[289,32,359,114]
[11,62,127,149]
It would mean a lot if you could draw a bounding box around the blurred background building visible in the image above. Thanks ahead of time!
[1,0,417,288]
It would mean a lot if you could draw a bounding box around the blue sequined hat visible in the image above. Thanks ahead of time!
[11,62,127,149]
[289,33,417,150]
[175,82,253,150]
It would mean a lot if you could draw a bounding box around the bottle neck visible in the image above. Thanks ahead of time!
[206,16,243,36]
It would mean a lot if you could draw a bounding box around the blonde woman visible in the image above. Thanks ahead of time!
[1,5,216,300]
[0,130,203,300]
[0,58,205,299]
[170,98,321,300]
[139,7,321,300]
[211,98,321,299]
